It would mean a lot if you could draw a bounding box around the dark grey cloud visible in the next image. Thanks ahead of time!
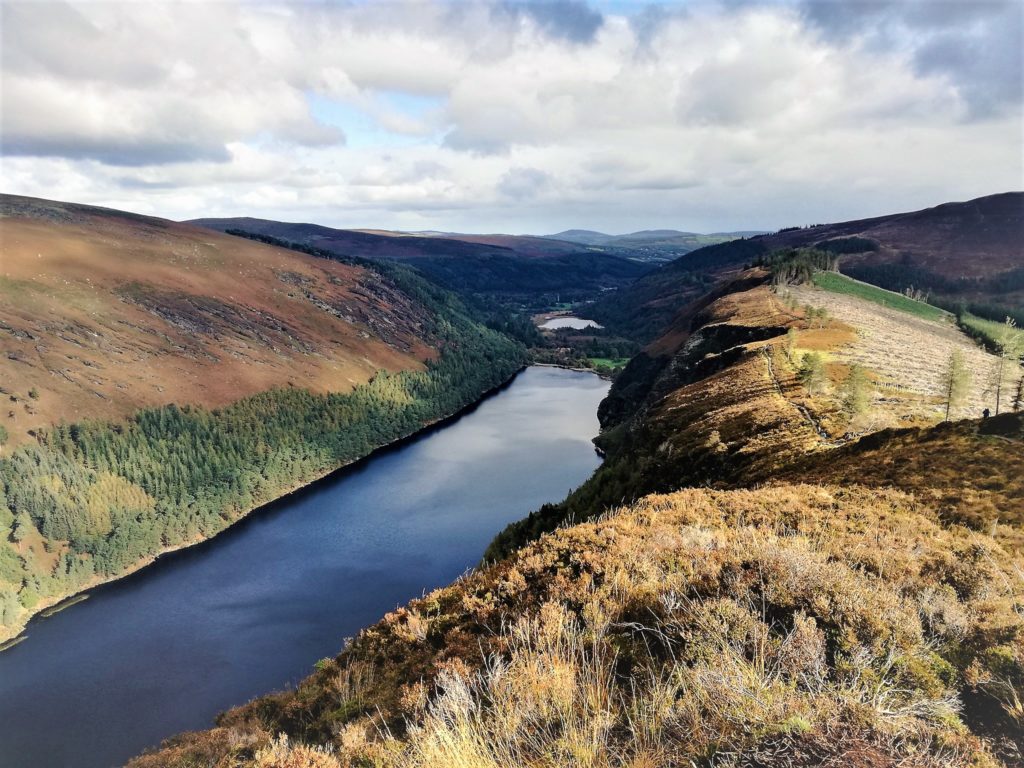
[800,0,1023,118]
[0,136,231,167]
[0,2,165,84]
[497,1,604,43]
[498,167,552,198]
[628,4,676,50]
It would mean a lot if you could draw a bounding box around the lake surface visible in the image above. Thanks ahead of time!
[0,367,608,768]
[539,316,603,330]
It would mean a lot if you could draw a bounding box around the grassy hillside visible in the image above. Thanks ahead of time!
[494,270,1015,556]
[131,262,1023,768]
[810,271,949,322]
[0,195,439,447]
[0,195,526,642]
[593,192,1022,343]
[959,312,1024,353]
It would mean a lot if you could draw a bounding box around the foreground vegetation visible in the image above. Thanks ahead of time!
[131,485,1024,768]
[0,260,526,639]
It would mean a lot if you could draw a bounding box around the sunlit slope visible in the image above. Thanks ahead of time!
[131,485,1024,768]
[0,195,436,446]
[0,194,527,646]
[489,268,1014,557]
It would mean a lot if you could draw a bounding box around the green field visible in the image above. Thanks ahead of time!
[588,357,630,371]
[812,271,949,322]
[960,312,1024,351]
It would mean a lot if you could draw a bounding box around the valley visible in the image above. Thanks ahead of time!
[0,366,608,768]
[0,195,527,643]
[128,231,1024,768]
[1,192,1021,768]
[4,5,1021,767]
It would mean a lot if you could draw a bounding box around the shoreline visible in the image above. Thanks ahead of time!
[531,361,616,381]
[1,363,534,649]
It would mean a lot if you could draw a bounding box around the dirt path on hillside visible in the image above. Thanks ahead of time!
[761,346,854,448]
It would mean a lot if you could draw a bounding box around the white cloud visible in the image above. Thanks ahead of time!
[1,0,1019,233]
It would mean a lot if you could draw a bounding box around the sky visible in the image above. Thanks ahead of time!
[1,0,1021,234]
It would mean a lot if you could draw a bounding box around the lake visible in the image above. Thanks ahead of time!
[539,316,603,330]
[0,367,608,768]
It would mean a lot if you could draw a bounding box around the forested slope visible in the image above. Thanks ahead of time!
[0,195,526,642]
[189,216,649,300]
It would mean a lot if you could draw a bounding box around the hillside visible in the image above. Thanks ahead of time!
[188,217,649,300]
[0,194,526,643]
[594,192,1023,341]
[131,262,1023,768]
[493,268,1020,555]
[1,196,436,448]
[543,228,763,265]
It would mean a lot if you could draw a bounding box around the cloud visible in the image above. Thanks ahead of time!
[498,1,605,43]
[799,0,1023,118]
[0,0,1019,233]
[1,2,344,165]
[498,167,552,198]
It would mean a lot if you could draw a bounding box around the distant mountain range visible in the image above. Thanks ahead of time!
[187,217,650,299]
[543,228,765,248]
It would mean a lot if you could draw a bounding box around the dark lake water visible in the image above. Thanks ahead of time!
[0,367,608,768]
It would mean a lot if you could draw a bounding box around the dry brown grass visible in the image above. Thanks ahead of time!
[785,284,1005,423]
[129,485,1024,768]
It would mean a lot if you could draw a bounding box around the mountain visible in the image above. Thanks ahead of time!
[542,228,766,263]
[593,192,1024,341]
[0,194,526,643]
[187,217,649,300]
[131,256,1024,768]
[545,228,617,245]
[1,197,434,446]
[356,229,590,257]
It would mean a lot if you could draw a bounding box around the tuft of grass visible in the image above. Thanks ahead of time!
[812,271,949,322]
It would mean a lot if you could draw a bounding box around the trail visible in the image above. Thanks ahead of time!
[761,347,854,449]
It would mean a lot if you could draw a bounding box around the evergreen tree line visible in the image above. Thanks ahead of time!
[758,248,840,286]
[0,246,526,629]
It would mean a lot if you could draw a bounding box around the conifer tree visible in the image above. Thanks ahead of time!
[798,352,826,396]
[943,350,970,422]
[841,364,871,419]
